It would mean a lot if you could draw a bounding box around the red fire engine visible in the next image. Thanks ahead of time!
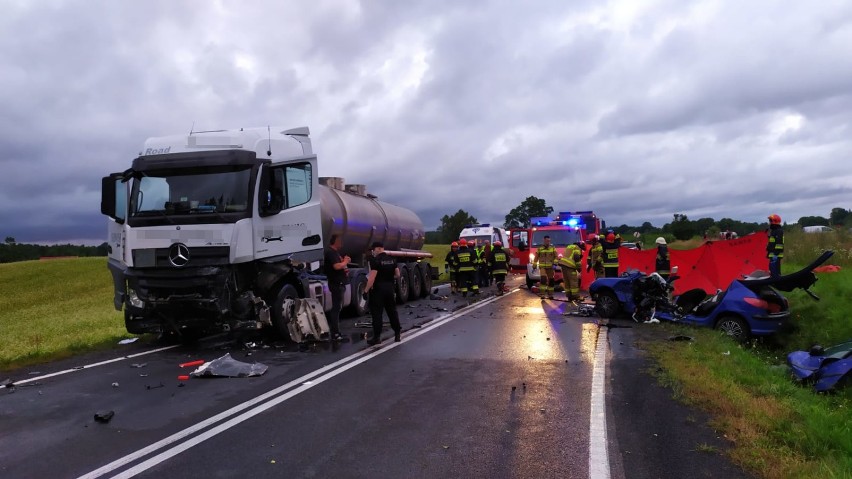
[507,211,604,289]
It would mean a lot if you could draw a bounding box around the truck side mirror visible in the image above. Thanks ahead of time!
[101,176,116,217]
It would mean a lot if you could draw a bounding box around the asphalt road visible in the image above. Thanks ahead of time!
[0,276,752,479]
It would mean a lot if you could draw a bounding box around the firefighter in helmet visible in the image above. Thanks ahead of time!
[534,235,558,300]
[445,241,459,294]
[455,239,478,296]
[488,241,509,295]
[767,214,784,278]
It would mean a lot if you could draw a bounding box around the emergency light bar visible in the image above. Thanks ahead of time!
[530,217,552,226]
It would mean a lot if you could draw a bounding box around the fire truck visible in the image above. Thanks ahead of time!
[507,211,604,289]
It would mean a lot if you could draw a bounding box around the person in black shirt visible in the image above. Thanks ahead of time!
[323,234,350,341]
[364,241,401,345]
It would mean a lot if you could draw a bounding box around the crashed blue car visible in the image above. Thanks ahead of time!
[787,341,852,392]
[589,251,833,342]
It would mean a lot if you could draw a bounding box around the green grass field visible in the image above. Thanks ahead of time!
[0,258,129,370]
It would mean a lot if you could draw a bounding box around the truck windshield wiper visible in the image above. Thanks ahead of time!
[134,209,177,224]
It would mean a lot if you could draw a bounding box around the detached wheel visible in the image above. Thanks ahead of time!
[272,284,299,339]
[715,315,750,343]
[396,265,410,304]
[594,291,620,318]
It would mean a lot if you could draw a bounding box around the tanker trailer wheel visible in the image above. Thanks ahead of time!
[351,275,369,317]
[272,284,299,339]
[419,263,433,298]
[408,263,423,301]
[396,265,410,304]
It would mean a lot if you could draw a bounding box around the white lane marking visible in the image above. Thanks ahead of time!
[588,326,611,479]
[13,345,181,386]
[78,291,514,479]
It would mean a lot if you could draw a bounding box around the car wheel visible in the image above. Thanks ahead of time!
[595,291,620,318]
[715,315,750,343]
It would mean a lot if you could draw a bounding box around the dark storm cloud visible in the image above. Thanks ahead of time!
[1,0,850,244]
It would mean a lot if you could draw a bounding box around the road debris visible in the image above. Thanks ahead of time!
[146,383,164,390]
[118,338,138,345]
[180,359,205,368]
[130,363,147,368]
[111,382,119,388]
[190,353,268,378]
[94,411,115,423]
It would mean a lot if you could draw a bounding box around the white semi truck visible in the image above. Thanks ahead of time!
[101,126,433,339]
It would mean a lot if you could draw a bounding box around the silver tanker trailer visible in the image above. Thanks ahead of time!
[101,126,433,339]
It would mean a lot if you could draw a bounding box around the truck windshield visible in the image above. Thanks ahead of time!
[531,230,581,246]
[130,165,252,217]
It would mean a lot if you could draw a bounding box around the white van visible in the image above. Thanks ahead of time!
[802,225,833,233]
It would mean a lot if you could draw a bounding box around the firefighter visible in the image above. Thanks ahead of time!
[481,240,493,286]
[558,243,583,302]
[655,237,671,280]
[587,234,605,279]
[600,231,621,278]
[488,240,509,295]
[767,214,784,278]
[445,242,459,294]
[534,235,557,300]
[455,239,478,296]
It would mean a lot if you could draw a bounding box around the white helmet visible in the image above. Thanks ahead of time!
[655,237,666,245]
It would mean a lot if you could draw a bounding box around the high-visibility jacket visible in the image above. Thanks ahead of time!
[600,237,620,268]
[474,246,485,265]
[489,248,509,275]
[767,225,784,258]
[558,245,581,271]
[535,244,557,268]
[455,247,476,271]
[589,243,603,268]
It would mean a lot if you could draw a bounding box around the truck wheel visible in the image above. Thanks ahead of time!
[272,284,299,339]
[594,291,620,318]
[408,263,422,301]
[351,275,369,317]
[419,263,433,298]
[396,265,410,304]
[715,315,750,343]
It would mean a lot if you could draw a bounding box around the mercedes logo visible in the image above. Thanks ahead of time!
[168,243,190,267]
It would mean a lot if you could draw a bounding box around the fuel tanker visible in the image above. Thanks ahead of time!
[101,126,433,339]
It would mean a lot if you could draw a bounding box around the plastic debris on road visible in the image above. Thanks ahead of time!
[190,353,268,378]
[118,338,139,345]
[130,363,147,368]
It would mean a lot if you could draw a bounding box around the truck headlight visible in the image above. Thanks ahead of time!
[127,288,145,308]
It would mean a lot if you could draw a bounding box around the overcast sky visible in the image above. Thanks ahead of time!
[2,0,851,244]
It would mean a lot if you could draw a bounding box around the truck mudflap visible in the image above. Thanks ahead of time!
[284,298,330,342]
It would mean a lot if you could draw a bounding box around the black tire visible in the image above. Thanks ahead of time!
[271,283,300,339]
[396,265,410,304]
[408,263,422,301]
[594,290,620,318]
[351,275,369,317]
[526,274,534,289]
[419,263,433,298]
[715,315,750,343]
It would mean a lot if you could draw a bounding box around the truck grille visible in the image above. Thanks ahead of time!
[133,246,230,268]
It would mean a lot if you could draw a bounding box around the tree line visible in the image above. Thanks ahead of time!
[428,200,851,244]
[0,238,107,263]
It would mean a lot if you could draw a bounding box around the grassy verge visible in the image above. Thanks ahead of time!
[644,260,851,478]
[0,258,130,371]
[422,243,451,283]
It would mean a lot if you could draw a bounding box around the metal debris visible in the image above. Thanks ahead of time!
[118,338,139,345]
[94,411,115,423]
[190,353,268,378]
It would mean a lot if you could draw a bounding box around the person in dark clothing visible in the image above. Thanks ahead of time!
[445,241,459,294]
[767,214,784,278]
[323,234,351,341]
[654,237,671,280]
[488,241,509,295]
[364,242,401,345]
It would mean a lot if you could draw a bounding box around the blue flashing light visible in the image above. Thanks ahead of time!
[567,218,578,226]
